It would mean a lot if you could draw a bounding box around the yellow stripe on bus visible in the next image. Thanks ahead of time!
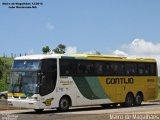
[8,93,26,97]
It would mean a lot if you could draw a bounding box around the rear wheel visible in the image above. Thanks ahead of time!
[58,97,70,112]
[112,103,118,108]
[120,103,125,107]
[134,93,143,106]
[125,93,134,107]
[101,104,111,108]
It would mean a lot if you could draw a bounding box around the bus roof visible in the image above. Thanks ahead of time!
[15,54,64,60]
[71,54,156,62]
[14,54,156,62]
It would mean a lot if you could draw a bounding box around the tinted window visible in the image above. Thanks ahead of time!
[125,63,137,76]
[95,62,109,75]
[110,62,124,75]
[150,63,157,76]
[60,59,157,77]
[40,59,57,96]
[60,59,75,76]
[138,63,150,75]
[77,61,94,75]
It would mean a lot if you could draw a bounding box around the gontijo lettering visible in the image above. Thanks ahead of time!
[106,78,134,84]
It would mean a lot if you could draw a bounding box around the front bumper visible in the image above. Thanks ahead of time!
[7,98,42,109]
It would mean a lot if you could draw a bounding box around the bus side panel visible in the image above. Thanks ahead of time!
[56,75,158,108]
[98,76,158,103]
[72,76,113,105]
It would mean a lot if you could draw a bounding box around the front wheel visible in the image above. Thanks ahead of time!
[58,97,70,112]
[0,95,7,100]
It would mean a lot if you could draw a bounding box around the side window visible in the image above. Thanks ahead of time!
[110,62,124,76]
[144,64,150,75]
[138,64,145,75]
[77,61,86,75]
[40,59,57,96]
[150,63,157,76]
[77,61,95,76]
[41,59,57,72]
[95,62,109,75]
[138,63,150,75]
[60,59,74,76]
[95,62,104,75]
[125,63,137,76]
[85,62,94,75]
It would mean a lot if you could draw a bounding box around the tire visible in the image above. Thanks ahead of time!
[134,93,143,106]
[34,109,44,113]
[112,103,118,108]
[101,104,111,108]
[120,103,126,107]
[0,95,7,100]
[125,93,134,107]
[58,97,70,112]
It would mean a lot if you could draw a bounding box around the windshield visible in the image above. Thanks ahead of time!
[12,60,41,70]
[8,71,39,94]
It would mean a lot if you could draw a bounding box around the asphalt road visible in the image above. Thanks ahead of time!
[0,102,160,120]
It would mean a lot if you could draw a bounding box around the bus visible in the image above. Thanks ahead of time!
[7,54,158,112]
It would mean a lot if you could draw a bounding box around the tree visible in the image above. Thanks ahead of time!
[95,51,101,55]
[53,44,66,54]
[42,46,50,54]
[0,59,4,80]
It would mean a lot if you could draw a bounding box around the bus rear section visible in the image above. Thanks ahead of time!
[59,55,158,108]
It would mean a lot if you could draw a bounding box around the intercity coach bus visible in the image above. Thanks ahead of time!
[7,54,158,112]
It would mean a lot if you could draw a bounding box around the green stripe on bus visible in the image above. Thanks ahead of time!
[72,77,99,99]
[85,77,108,99]
[72,77,108,99]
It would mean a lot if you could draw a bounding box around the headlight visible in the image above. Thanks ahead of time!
[28,97,38,100]
[7,96,12,99]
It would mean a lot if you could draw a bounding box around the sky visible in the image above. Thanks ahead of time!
[1,0,160,73]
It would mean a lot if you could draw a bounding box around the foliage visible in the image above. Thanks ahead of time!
[53,44,66,54]
[42,46,50,54]
[0,57,13,92]
[95,51,101,55]
[0,59,3,79]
